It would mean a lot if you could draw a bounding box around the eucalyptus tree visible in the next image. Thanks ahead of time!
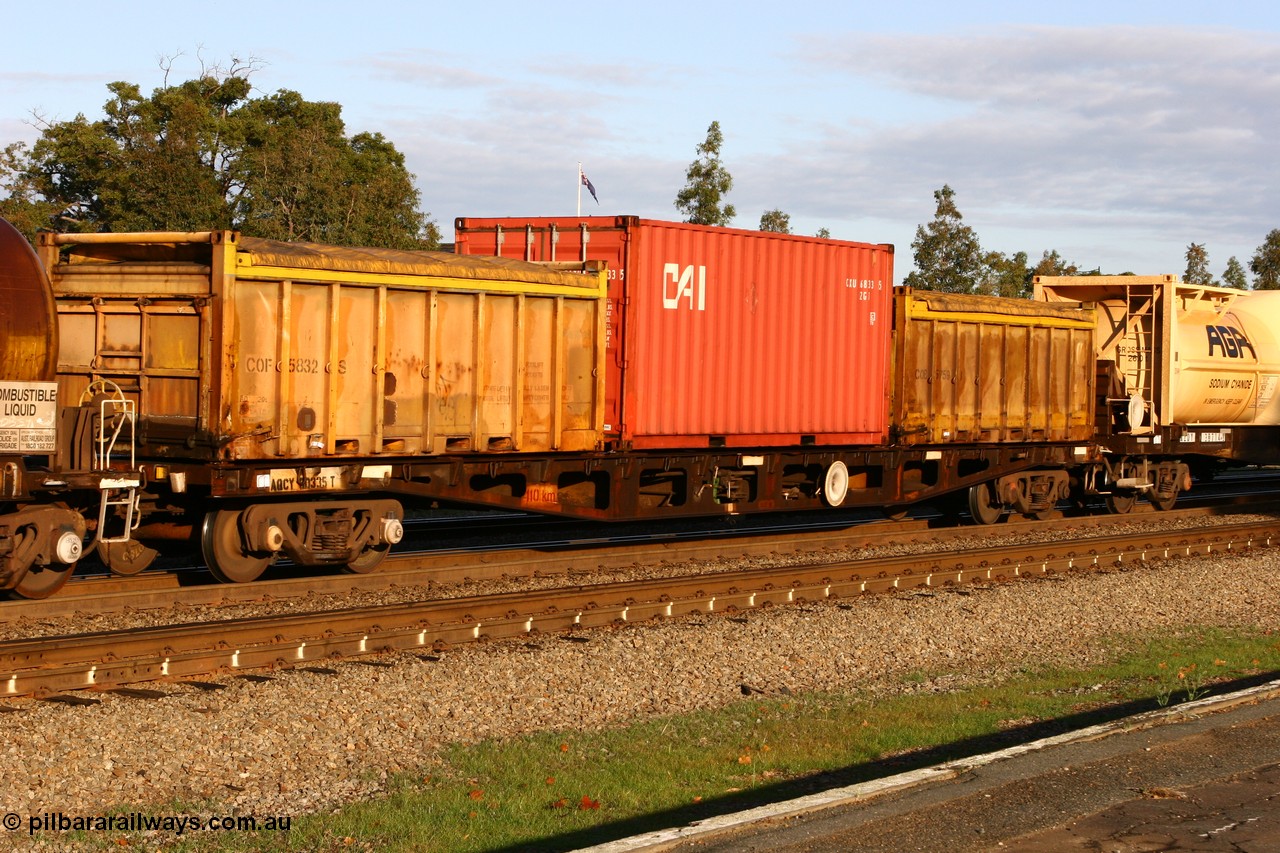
[1250,230,1280,290]
[759,208,791,233]
[1183,243,1215,285]
[1222,256,1248,289]
[674,121,736,227]
[903,184,985,293]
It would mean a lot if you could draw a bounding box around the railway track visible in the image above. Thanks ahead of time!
[6,493,1276,626]
[3,509,1278,700]
[21,471,1280,614]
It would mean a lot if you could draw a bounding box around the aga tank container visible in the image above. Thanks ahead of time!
[1167,291,1280,424]
[1233,292,1280,423]
[1035,276,1280,427]
[454,216,895,449]
[42,230,607,462]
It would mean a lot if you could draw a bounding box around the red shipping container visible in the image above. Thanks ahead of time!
[454,216,894,449]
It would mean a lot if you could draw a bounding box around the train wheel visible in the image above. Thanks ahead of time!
[1149,489,1179,512]
[344,545,390,574]
[967,483,1003,525]
[1105,493,1137,514]
[10,563,75,599]
[200,510,269,583]
[97,539,159,576]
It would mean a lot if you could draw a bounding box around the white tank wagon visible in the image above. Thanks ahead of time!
[1035,275,1280,511]
[1035,276,1280,429]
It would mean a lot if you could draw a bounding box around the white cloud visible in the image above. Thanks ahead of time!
[745,25,1280,272]
[362,56,502,89]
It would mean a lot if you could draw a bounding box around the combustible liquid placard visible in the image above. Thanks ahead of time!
[0,381,57,452]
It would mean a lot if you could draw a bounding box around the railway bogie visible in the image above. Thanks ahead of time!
[199,499,404,582]
[1093,455,1193,514]
[0,504,85,596]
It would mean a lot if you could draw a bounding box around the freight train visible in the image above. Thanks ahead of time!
[1,213,1277,598]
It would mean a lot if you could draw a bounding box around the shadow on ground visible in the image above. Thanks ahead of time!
[486,670,1280,853]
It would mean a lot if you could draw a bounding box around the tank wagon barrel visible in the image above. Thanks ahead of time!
[0,218,58,381]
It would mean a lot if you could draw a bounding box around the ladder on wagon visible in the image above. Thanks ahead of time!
[81,379,143,549]
[1092,283,1161,435]
[1120,286,1158,434]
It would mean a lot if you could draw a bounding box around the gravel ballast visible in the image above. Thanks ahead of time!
[2,542,1279,833]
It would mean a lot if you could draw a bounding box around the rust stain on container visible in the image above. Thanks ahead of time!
[894,289,1096,444]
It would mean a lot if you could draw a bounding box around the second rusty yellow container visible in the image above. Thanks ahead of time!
[894,289,1096,444]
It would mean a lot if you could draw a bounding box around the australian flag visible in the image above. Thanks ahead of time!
[581,170,599,204]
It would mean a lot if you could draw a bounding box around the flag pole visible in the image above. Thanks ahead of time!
[577,161,582,217]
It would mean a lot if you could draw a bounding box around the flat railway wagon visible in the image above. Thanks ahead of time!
[455,216,1102,523]
[0,215,1112,596]
[893,289,1099,521]
[1036,275,1280,511]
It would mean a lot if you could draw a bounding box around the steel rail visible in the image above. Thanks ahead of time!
[5,500,1276,626]
[3,517,1278,700]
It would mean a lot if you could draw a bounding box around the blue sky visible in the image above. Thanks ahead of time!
[2,1,1277,282]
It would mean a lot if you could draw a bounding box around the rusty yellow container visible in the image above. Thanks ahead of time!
[893,289,1096,444]
[42,231,607,461]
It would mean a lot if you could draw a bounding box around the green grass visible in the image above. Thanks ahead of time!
[44,627,1280,852]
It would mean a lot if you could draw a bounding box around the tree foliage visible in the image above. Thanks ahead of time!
[674,121,735,227]
[0,65,438,248]
[903,185,985,293]
[1250,229,1280,291]
[759,209,791,233]
[1183,242,1215,285]
[0,142,59,239]
[1031,250,1081,278]
[1222,256,1249,289]
[982,250,1031,298]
